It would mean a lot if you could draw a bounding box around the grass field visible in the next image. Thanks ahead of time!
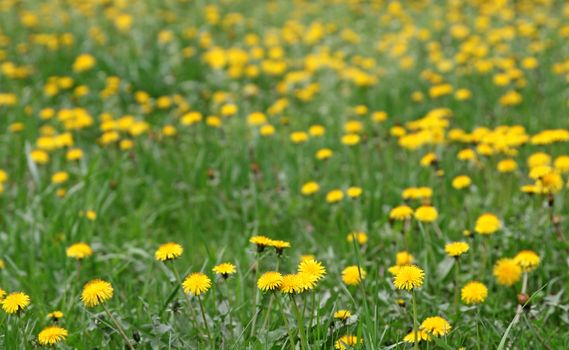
[1,0,569,348]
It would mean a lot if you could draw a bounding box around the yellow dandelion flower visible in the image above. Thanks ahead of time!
[493,259,522,286]
[346,187,362,198]
[0,288,6,301]
[268,239,291,255]
[389,205,413,221]
[393,265,424,291]
[347,231,368,245]
[396,251,414,266]
[444,242,469,257]
[514,250,540,272]
[0,258,5,269]
[154,242,183,261]
[212,263,236,278]
[461,281,488,304]
[420,316,451,336]
[474,213,501,235]
[280,273,304,294]
[326,189,344,203]
[298,258,326,282]
[66,242,93,260]
[1,292,31,314]
[388,265,402,276]
[38,326,68,346]
[81,279,113,307]
[342,265,366,286]
[47,310,64,320]
[335,335,362,349]
[301,181,320,196]
[452,175,472,189]
[51,171,69,184]
[182,273,212,296]
[403,330,431,344]
[414,205,438,222]
[257,271,283,292]
[334,309,351,320]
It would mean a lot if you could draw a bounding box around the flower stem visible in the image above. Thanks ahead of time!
[412,290,419,350]
[277,295,296,349]
[198,295,213,345]
[291,295,308,350]
[102,304,135,350]
[250,255,260,337]
[453,258,460,318]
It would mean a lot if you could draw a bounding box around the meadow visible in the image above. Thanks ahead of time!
[1,0,569,348]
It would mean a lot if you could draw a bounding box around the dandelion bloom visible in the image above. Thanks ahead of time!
[393,265,424,291]
[497,159,518,173]
[280,274,304,294]
[403,330,431,344]
[414,205,438,222]
[334,309,351,320]
[420,316,451,336]
[81,279,113,307]
[452,175,471,189]
[514,250,540,272]
[0,258,5,269]
[342,265,366,286]
[347,231,368,245]
[335,335,362,349]
[474,213,501,235]
[389,205,413,221]
[47,310,64,321]
[212,263,236,278]
[66,242,93,260]
[250,235,272,252]
[182,273,212,296]
[1,292,31,314]
[326,189,344,203]
[461,281,488,304]
[396,251,414,266]
[154,242,183,261]
[268,239,291,255]
[444,242,469,257]
[301,181,320,195]
[0,288,5,301]
[346,187,362,198]
[257,271,283,292]
[493,258,522,286]
[298,258,326,282]
[38,326,68,346]
[316,148,333,160]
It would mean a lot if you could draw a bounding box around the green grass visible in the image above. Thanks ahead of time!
[1,0,569,349]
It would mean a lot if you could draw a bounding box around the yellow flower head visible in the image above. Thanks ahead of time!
[249,235,272,251]
[403,330,431,344]
[396,251,414,266]
[1,292,31,314]
[420,316,451,337]
[326,189,344,203]
[393,265,424,291]
[389,205,413,221]
[301,181,320,196]
[257,271,283,292]
[0,288,5,301]
[335,335,362,349]
[475,213,501,235]
[81,279,113,307]
[514,250,540,272]
[444,242,469,257]
[47,310,64,320]
[66,242,93,260]
[154,242,183,261]
[342,265,366,286]
[414,205,438,222]
[182,273,212,296]
[493,258,522,286]
[51,171,69,184]
[280,273,305,294]
[461,281,488,305]
[452,175,472,189]
[38,326,68,346]
[346,187,363,198]
[298,258,326,282]
[347,231,368,245]
[268,239,291,255]
[212,262,237,277]
[334,309,351,320]
[0,259,5,269]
